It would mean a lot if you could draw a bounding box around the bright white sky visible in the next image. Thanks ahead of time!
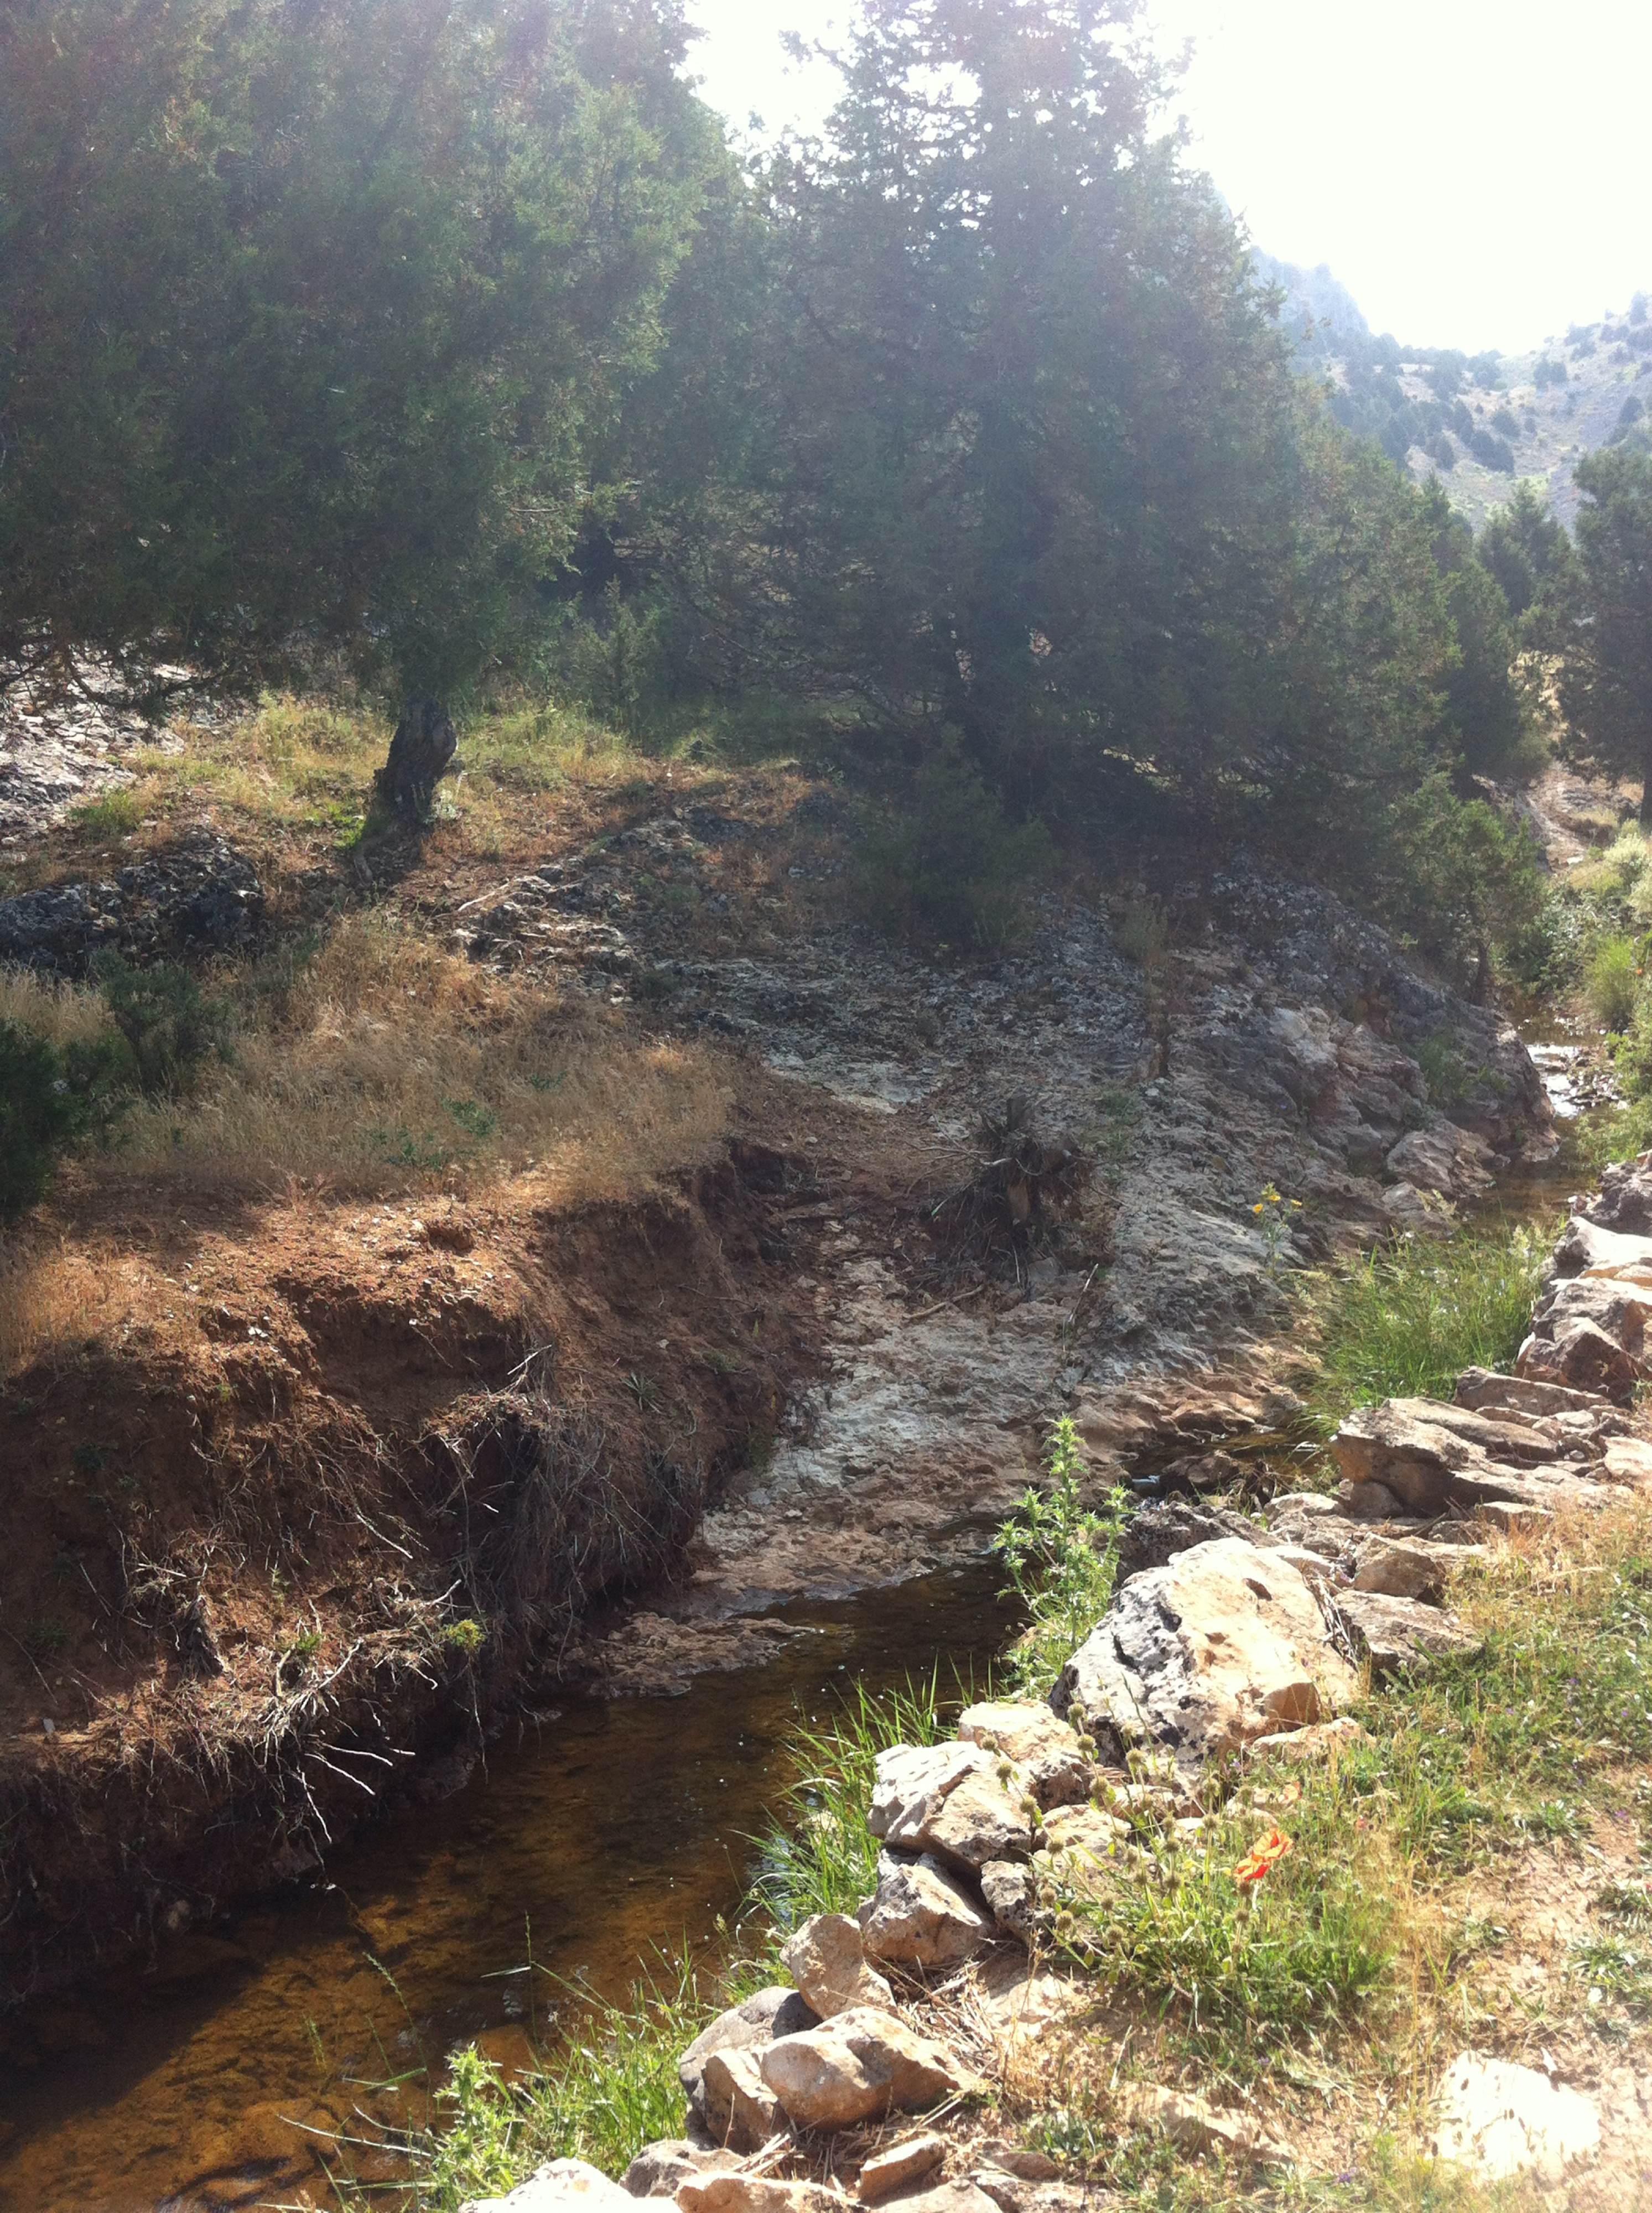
[683,0,1652,355]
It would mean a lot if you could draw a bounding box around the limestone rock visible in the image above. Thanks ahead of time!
[1051,1538,1358,1770]
[463,2158,638,2213]
[1271,1541,1339,1592]
[869,1742,1034,1872]
[781,1915,894,2019]
[858,1848,995,1968]
[1335,1591,1480,1675]
[701,2047,786,2152]
[1115,1498,1267,1581]
[1453,1367,1616,1421]
[1380,1182,1456,1238]
[1333,1398,1608,1514]
[624,2143,740,2199]
[1038,1804,1130,1862]
[957,1702,1091,1809]
[1385,1124,1494,1201]
[1577,1154,1652,1234]
[1244,1717,1367,1763]
[677,2179,845,2213]
[1126,2086,1291,2167]
[1604,1435,1652,1486]
[1516,1322,1637,1404]
[1432,2053,1600,2183]
[1350,1539,1447,1602]
[758,2006,976,2132]
[680,1989,818,2110]
[1337,1479,1404,1523]
[871,2189,999,2213]
[978,1859,1041,1946]
[856,2134,947,2202]
[1531,1274,1652,1360]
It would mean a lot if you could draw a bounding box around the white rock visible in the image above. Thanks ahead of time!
[758,2006,976,2132]
[858,1848,995,1967]
[676,2179,845,2213]
[856,2133,947,2202]
[700,2046,786,2152]
[463,2158,639,2213]
[781,1914,895,2018]
[957,1701,1090,1807]
[1432,2053,1601,2183]
[869,1742,1035,1872]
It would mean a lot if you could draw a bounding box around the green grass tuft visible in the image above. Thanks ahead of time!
[1295,1219,1550,1431]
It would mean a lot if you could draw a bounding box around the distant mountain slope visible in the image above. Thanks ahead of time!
[1254,253,1652,530]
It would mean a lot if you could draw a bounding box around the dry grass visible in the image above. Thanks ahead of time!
[98,913,733,1198]
[0,1237,168,1378]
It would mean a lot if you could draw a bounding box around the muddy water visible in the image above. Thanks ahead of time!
[0,1564,1019,2213]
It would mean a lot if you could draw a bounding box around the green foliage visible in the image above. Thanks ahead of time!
[1479,480,1578,636]
[1557,446,1652,815]
[0,1021,86,1222]
[415,1963,709,2210]
[994,1419,1129,1698]
[1053,1779,1392,2063]
[1585,933,1643,1030]
[1420,481,1536,783]
[752,1679,949,1934]
[93,954,228,1094]
[1364,773,1547,991]
[1296,1220,1550,1430]
[70,788,144,838]
[0,0,721,699]
[857,745,1054,948]
[1534,355,1569,387]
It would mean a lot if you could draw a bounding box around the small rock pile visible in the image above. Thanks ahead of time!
[463,1166,1652,2211]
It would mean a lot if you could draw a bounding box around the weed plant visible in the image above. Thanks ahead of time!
[1585,932,1641,1030]
[1295,1219,1550,1430]
[995,1417,1129,1696]
[751,1676,949,1933]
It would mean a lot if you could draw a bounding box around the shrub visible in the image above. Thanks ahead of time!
[1534,357,1568,388]
[994,1417,1129,1696]
[0,1023,86,1222]
[857,742,1055,948]
[1430,432,1456,471]
[1295,1220,1550,1430]
[92,953,231,1093]
[1468,427,1516,473]
[1585,933,1641,1031]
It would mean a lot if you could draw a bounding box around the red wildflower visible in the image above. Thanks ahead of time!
[1233,1827,1293,1886]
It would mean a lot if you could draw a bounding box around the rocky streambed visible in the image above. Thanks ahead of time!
[465,1157,1652,2213]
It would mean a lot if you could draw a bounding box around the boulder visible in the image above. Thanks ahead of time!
[1530,1275,1652,1360]
[858,1849,995,1968]
[1332,1399,1601,1515]
[1379,1182,1455,1239]
[1516,1322,1637,1404]
[758,2006,976,2132]
[869,1742,1035,1872]
[1576,1154,1652,1234]
[1051,1539,1357,1771]
[1244,1717,1367,1764]
[1335,1591,1480,1675]
[1350,1539,1447,1602]
[700,2047,786,2152]
[781,1915,895,2019]
[866,2189,999,2213]
[1432,2054,1600,2184]
[624,2144,740,2199]
[676,2180,845,2213]
[679,1989,818,2112]
[463,2159,638,2213]
[1385,1125,1494,1201]
[1542,1213,1652,1283]
[856,2134,948,2202]
[1115,1498,1267,1581]
[957,1702,1090,1809]
[977,1859,1041,1946]
[1453,1367,1614,1421]
[1603,1435,1652,1487]
[1337,1479,1405,1523]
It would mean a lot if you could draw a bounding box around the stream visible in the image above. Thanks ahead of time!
[0,1005,1609,2213]
[0,1566,1019,2213]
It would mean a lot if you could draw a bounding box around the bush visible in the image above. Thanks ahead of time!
[1296,1220,1550,1431]
[1490,406,1519,438]
[1369,776,1546,990]
[0,1023,86,1222]
[1585,933,1641,1031]
[93,954,230,1093]
[857,742,1055,948]
[995,1417,1129,1696]
[1534,357,1569,388]
[1468,427,1516,473]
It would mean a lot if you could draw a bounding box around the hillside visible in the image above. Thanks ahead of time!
[1260,254,1652,528]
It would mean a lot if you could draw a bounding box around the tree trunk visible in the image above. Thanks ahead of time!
[375,695,456,820]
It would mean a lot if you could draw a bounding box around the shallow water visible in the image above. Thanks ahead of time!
[0,1562,1019,2213]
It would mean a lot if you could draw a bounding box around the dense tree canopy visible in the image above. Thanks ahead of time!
[0,0,721,698]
